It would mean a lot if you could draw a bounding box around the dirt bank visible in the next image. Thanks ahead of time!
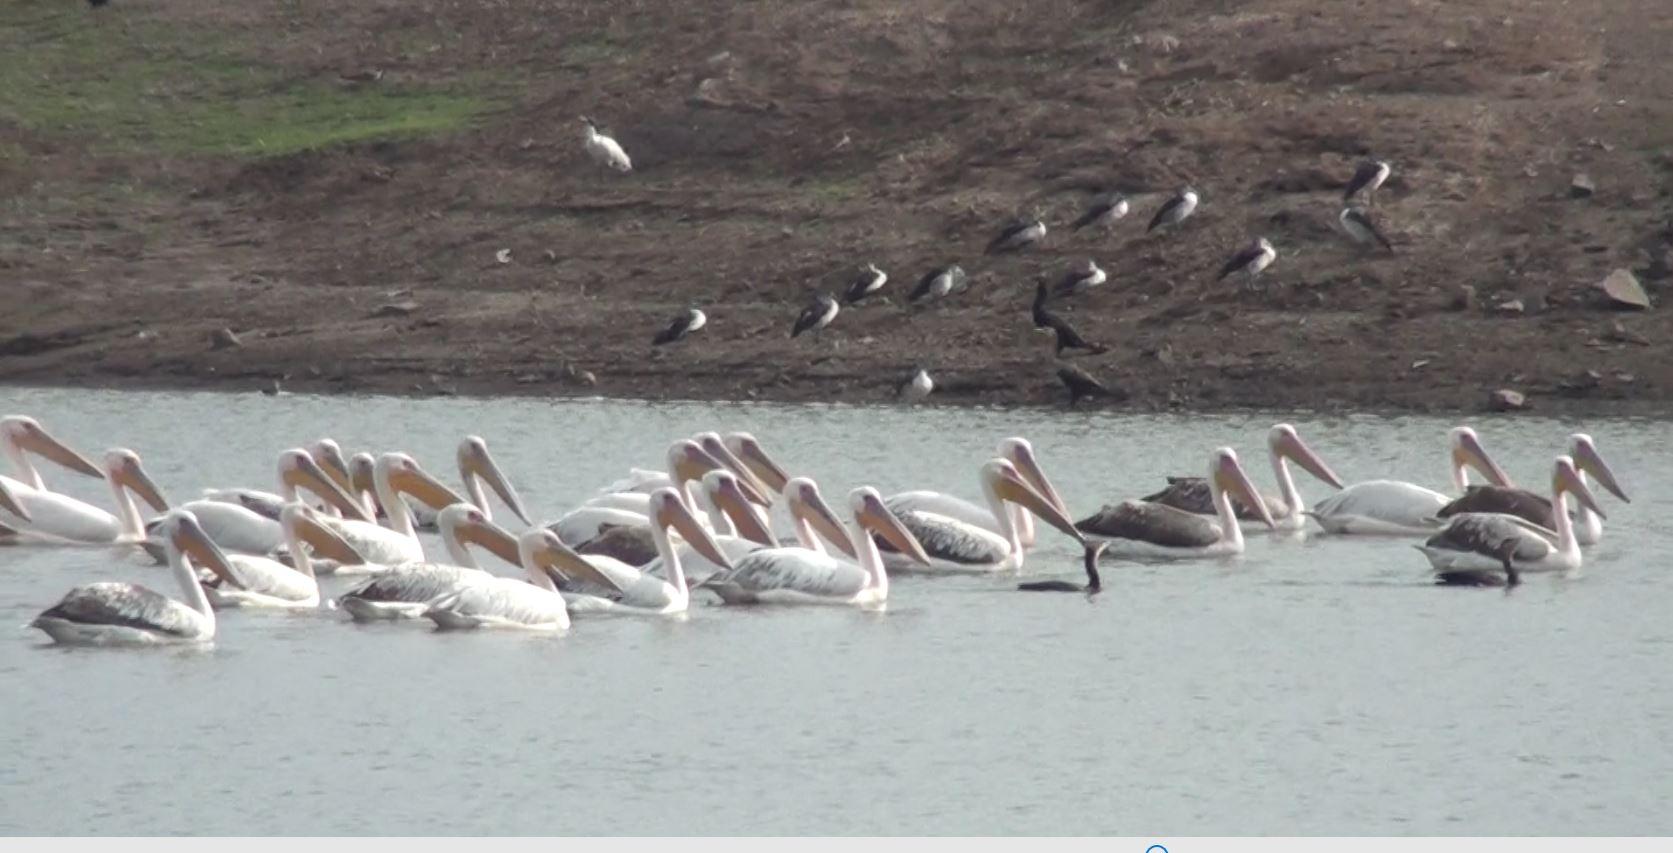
[2,0,1671,414]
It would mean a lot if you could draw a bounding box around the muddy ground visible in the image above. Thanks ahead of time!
[2,0,1671,414]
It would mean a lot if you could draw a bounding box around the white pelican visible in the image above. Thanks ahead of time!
[336,504,523,621]
[2,448,169,545]
[1433,433,1629,546]
[573,469,782,587]
[1,415,105,493]
[1142,424,1343,532]
[201,438,355,521]
[411,435,531,532]
[1308,426,1512,535]
[885,437,1069,550]
[31,511,232,646]
[1075,448,1276,559]
[552,488,734,616]
[318,452,467,570]
[560,440,749,545]
[0,477,30,527]
[889,459,1087,573]
[202,504,363,610]
[347,451,381,519]
[1418,456,1604,576]
[173,449,370,557]
[423,530,572,632]
[702,485,929,607]
[581,116,632,172]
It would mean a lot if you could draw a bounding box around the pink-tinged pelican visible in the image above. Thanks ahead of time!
[1419,456,1604,576]
[1076,448,1276,559]
[422,529,575,632]
[1434,434,1628,546]
[1307,427,1512,536]
[201,438,356,522]
[173,449,370,558]
[701,484,930,607]
[556,440,753,545]
[335,504,524,621]
[31,511,233,646]
[410,435,531,532]
[549,488,734,616]
[1142,424,1343,532]
[315,453,467,569]
[200,504,364,610]
[1,415,105,492]
[884,437,1071,550]
[1,448,169,545]
[888,459,1087,573]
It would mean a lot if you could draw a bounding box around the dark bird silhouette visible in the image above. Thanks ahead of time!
[1070,193,1129,231]
[88,0,111,6]
[1018,542,1107,594]
[652,308,706,346]
[1339,207,1394,252]
[1038,311,1105,357]
[842,263,888,304]
[1434,540,1522,588]
[790,293,839,338]
[1057,364,1110,407]
[1146,187,1200,233]
[1344,160,1392,205]
[909,264,966,304]
[985,218,1047,254]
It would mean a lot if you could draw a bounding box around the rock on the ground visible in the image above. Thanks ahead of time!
[1596,268,1651,310]
[1488,388,1528,411]
[209,328,242,350]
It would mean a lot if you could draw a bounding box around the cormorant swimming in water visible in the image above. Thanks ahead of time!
[1019,543,1107,594]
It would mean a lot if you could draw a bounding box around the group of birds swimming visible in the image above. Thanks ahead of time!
[0,411,1628,646]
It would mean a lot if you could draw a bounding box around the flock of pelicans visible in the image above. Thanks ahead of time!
[0,413,1630,646]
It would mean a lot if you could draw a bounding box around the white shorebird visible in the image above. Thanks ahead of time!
[581,116,632,172]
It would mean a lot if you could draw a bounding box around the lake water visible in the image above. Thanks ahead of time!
[0,387,1668,835]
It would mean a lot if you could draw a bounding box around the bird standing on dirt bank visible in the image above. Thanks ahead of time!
[1344,159,1391,206]
[652,308,706,346]
[1057,365,1110,407]
[1217,237,1277,286]
[986,217,1047,254]
[1033,285,1106,357]
[897,367,934,401]
[1070,192,1129,231]
[1147,187,1200,233]
[1339,207,1394,252]
[791,294,839,339]
[909,264,966,304]
[1053,260,1106,298]
[843,263,888,304]
[580,116,632,173]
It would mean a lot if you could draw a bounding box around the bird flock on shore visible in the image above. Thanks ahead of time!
[0,411,1629,646]
[581,116,1397,406]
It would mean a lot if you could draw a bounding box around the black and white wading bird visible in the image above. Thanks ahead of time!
[791,293,839,339]
[909,264,966,304]
[843,263,888,304]
[1217,237,1277,286]
[1339,207,1394,252]
[1057,365,1109,407]
[652,308,706,346]
[580,116,632,173]
[1017,542,1108,594]
[1053,260,1107,298]
[1070,192,1130,231]
[986,217,1047,254]
[896,367,934,401]
[1343,160,1391,206]
[1146,187,1200,233]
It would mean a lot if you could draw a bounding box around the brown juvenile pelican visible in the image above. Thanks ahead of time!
[1070,192,1129,231]
[1076,447,1275,558]
[1418,456,1603,575]
[1018,542,1107,594]
[843,263,888,304]
[791,293,840,338]
[1147,187,1199,233]
[1436,434,1628,545]
[652,308,706,346]
[1344,159,1391,206]
[1143,424,1343,532]
[986,217,1047,254]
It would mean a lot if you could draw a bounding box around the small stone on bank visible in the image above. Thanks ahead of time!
[1489,389,1528,412]
[1596,268,1651,310]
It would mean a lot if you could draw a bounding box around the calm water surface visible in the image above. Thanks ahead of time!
[0,388,1669,835]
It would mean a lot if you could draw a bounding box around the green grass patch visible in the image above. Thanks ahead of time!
[0,2,498,156]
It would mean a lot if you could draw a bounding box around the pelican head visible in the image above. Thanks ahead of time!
[997,437,1071,517]
[701,469,775,546]
[374,452,467,514]
[981,459,1087,546]
[104,448,170,513]
[723,431,790,495]
[849,486,931,567]
[1267,425,1344,489]
[784,477,859,559]
[517,528,597,591]
[436,502,522,566]
[650,487,734,571]
[1448,427,1513,489]
[457,436,531,525]
[279,503,364,566]
[307,439,353,494]
[280,449,371,521]
[1567,434,1629,502]
[0,477,28,520]
[0,415,104,479]
[1552,456,1606,519]
[666,440,768,505]
[1210,447,1276,529]
[165,510,239,586]
[349,452,377,498]
[695,431,775,504]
